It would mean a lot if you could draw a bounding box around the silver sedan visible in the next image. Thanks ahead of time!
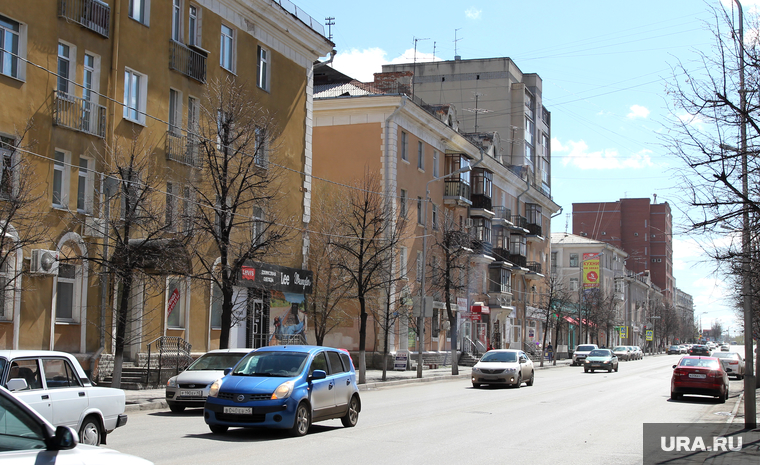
[471,349,534,388]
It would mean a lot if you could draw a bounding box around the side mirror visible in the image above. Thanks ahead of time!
[50,426,78,451]
[7,378,28,392]
[672,365,677,369]
[310,370,327,380]
[223,367,232,376]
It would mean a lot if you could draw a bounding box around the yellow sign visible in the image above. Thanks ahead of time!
[620,326,627,338]
[582,253,600,288]
[646,330,653,341]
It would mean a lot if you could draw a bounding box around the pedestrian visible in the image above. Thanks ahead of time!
[547,343,553,361]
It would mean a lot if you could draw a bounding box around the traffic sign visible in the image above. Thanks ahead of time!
[619,326,627,338]
[646,330,653,341]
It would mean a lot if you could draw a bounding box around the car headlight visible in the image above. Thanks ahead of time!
[471,368,480,374]
[585,360,590,364]
[167,376,178,388]
[208,378,222,398]
[271,381,295,400]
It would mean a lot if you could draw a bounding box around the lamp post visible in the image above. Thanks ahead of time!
[578,252,603,345]
[416,160,473,378]
[699,311,708,340]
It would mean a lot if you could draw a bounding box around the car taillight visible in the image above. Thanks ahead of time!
[728,361,739,365]
[673,368,686,377]
[708,370,722,378]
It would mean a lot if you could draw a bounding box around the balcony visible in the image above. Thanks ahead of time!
[509,253,527,269]
[58,0,110,38]
[53,91,106,138]
[444,180,471,207]
[491,247,512,263]
[509,215,529,233]
[526,261,543,276]
[488,292,513,309]
[470,239,494,264]
[491,206,512,226]
[165,132,201,167]
[169,40,207,83]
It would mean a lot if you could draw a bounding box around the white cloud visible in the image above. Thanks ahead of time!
[465,8,482,19]
[552,138,653,170]
[627,104,650,119]
[332,48,439,83]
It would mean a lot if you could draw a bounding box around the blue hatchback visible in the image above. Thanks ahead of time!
[204,345,361,436]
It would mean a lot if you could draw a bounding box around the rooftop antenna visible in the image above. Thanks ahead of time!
[412,36,429,99]
[454,28,462,60]
[325,17,335,41]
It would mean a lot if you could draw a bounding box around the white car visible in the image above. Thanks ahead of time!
[471,349,535,388]
[1,350,127,445]
[572,344,599,366]
[711,351,745,379]
[0,385,151,464]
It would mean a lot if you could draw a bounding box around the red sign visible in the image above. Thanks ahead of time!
[167,288,180,317]
[241,266,256,281]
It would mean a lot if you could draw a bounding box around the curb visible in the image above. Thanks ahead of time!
[125,400,168,413]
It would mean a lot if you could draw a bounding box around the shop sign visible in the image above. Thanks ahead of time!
[237,261,313,294]
[394,351,408,371]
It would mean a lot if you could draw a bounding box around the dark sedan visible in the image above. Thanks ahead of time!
[688,344,711,356]
[671,356,729,402]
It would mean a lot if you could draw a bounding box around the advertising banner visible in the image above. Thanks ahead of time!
[582,253,600,288]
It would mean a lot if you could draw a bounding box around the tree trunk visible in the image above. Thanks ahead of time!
[449,313,458,375]
[358,294,367,384]
[112,270,132,389]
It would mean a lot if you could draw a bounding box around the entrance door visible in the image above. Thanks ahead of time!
[247,295,267,348]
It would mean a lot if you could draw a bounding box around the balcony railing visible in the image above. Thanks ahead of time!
[53,91,106,138]
[492,206,512,222]
[527,223,542,236]
[488,292,513,308]
[471,194,492,210]
[508,253,527,268]
[169,40,207,83]
[165,132,201,167]
[470,240,492,256]
[444,180,471,200]
[492,247,510,262]
[58,0,110,38]
[527,262,542,274]
[511,215,528,230]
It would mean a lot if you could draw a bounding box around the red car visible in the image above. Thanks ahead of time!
[671,356,729,403]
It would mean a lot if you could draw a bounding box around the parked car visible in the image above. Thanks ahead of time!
[612,346,631,361]
[679,345,688,354]
[671,356,729,403]
[583,349,619,373]
[711,351,745,379]
[688,344,711,356]
[471,349,535,388]
[571,344,599,366]
[204,346,360,436]
[0,385,151,464]
[629,346,643,360]
[0,350,127,445]
[166,348,251,412]
[668,345,681,355]
[720,344,730,352]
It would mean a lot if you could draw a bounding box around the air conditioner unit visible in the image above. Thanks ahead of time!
[30,249,59,275]
[82,216,107,237]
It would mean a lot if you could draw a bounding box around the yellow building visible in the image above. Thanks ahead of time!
[0,0,332,372]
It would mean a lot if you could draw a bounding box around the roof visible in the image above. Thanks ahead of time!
[551,232,607,246]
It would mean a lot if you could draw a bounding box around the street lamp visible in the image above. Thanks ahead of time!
[417,159,474,378]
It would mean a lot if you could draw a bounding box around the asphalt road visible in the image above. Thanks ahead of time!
[106,353,744,465]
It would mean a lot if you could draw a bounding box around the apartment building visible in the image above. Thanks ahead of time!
[572,198,674,303]
[312,63,559,356]
[0,0,332,367]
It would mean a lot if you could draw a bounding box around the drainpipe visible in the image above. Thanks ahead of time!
[516,176,531,349]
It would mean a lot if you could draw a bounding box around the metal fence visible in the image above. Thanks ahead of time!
[58,0,110,37]
[145,336,192,387]
[169,40,206,83]
[53,91,106,138]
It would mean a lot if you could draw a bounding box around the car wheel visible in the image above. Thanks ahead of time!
[615,365,619,372]
[526,371,535,386]
[169,404,186,413]
[590,369,594,373]
[472,383,481,388]
[290,402,311,437]
[608,367,612,373]
[514,373,521,388]
[584,368,588,373]
[341,395,360,428]
[79,415,102,446]
[671,391,681,401]
[209,425,228,434]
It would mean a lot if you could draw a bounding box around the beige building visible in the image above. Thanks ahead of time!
[0,0,331,371]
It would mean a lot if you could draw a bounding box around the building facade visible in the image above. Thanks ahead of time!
[0,0,331,369]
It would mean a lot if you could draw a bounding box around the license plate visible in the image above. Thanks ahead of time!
[180,390,203,397]
[223,406,252,415]
[689,373,706,379]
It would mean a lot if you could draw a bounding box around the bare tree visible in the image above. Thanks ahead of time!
[535,274,576,367]
[188,77,293,349]
[428,208,471,375]
[329,171,405,384]
[368,267,411,381]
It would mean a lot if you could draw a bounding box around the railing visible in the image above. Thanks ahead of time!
[271,333,306,346]
[274,0,326,36]
[509,253,527,268]
[492,247,510,262]
[165,131,201,167]
[58,0,110,38]
[492,206,512,222]
[511,215,528,230]
[470,194,492,210]
[470,239,492,256]
[53,91,106,138]
[526,223,542,236]
[527,261,542,274]
[169,40,207,83]
[145,336,192,387]
[444,180,471,200]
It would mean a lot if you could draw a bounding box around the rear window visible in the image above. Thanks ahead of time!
[679,358,720,369]
[577,345,596,352]
[327,351,345,374]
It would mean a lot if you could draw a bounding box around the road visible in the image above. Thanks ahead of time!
[107,353,744,465]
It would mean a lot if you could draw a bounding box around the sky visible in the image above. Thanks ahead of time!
[294,0,757,334]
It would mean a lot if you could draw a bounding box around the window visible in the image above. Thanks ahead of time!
[171,0,181,41]
[569,278,579,292]
[417,141,424,170]
[399,189,407,217]
[188,5,200,46]
[0,14,24,80]
[165,182,176,230]
[400,131,408,161]
[0,136,15,199]
[257,46,269,91]
[399,246,407,279]
[81,53,100,133]
[327,351,345,374]
[77,157,93,214]
[254,126,268,168]
[433,150,439,177]
[166,276,188,328]
[432,204,438,230]
[123,68,147,124]
[53,150,70,208]
[168,89,182,135]
[210,283,222,329]
[42,358,81,389]
[181,185,193,233]
[128,0,150,25]
[220,24,235,72]
[57,42,74,94]
[569,253,579,267]
[0,250,14,320]
[417,197,422,225]
[187,96,199,161]
[55,263,77,320]
[416,251,423,282]
[252,206,264,246]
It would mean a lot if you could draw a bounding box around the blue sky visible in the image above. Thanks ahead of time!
[296,0,756,333]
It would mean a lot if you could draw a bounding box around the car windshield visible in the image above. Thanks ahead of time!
[577,345,596,352]
[679,358,720,369]
[232,351,309,377]
[613,347,626,351]
[712,352,739,360]
[670,346,679,349]
[187,352,248,371]
[480,352,518,363]
[589,350,611,357]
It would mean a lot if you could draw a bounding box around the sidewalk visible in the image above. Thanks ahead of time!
[124,358,574,413]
